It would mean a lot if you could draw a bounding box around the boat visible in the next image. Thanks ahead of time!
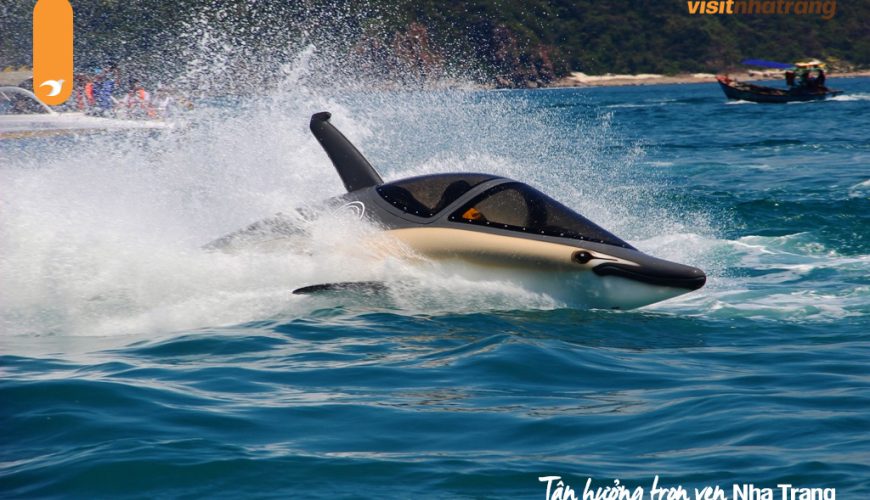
[0,86,172,139]
[717,75,842,103]
[717,60,842,103]
[207,112,707,310]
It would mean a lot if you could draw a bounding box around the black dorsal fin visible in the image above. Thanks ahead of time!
[310,112,383,192]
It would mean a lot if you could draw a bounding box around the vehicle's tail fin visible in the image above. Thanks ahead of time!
[310,112,383,192]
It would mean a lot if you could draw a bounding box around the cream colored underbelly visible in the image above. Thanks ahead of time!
[387,227,577,269]
[380,228,682,309]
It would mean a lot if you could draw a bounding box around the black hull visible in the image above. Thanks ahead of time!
[717,77,842,103]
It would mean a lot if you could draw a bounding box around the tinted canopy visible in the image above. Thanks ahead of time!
[376,173,496,218]
[449,182,634,249]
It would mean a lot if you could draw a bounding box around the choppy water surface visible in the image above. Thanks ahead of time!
[2,78,868,498]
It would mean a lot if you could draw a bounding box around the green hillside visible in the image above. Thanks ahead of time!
[1,0,867,87]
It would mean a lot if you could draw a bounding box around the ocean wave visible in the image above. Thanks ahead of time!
[646,230,869,321]
[829,92,870,102]
[848,179,870,198]
[604,102,665,109]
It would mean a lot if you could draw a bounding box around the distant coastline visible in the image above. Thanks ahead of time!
[4,67,870,91]
[551,69,870,88]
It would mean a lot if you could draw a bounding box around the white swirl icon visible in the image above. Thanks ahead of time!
[338,201,366,219]
[39,79,64,97]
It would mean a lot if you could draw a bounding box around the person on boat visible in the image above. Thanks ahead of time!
[71,74,95,111]
[83,73,96,108]
[785,70,796,88]
[153,85,182,117]
[808,70,821,90]
[92,69,117,115]
[120,79,157,119]
[817,69,826,89]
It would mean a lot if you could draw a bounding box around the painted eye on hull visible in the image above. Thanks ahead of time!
[573,250,594,264]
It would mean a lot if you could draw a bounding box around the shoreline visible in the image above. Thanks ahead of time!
[550,70,870,88]
[0,70,32,86]
[4,67,870,91]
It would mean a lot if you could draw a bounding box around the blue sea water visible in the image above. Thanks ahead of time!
[1,78,869,498]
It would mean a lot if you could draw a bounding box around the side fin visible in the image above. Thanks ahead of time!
[310,112,383,192]
[292,281,388,295]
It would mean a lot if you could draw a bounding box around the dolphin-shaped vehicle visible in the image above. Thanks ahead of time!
[209,112,706,309]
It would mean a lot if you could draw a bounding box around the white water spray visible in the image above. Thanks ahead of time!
[1,14,718,337]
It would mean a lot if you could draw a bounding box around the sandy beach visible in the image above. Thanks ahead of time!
[552,69,870,88]
[0,70,31,86]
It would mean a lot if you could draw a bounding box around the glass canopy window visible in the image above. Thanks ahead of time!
[376,173,496,218]
[449,182,635,249]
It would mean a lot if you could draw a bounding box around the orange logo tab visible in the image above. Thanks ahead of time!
[33,0,74,106]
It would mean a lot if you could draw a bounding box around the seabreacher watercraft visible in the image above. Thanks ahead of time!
[208,112,706,309]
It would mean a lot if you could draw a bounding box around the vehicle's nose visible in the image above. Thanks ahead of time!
[590,256,706,291]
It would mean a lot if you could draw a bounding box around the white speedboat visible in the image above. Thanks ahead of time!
[0,86,172,139]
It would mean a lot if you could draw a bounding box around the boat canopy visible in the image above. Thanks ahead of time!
[741,59,826,71]
[448,181,635,249]
[376,173,496,218]
[740,59,793,70]
[794,60,825,69]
